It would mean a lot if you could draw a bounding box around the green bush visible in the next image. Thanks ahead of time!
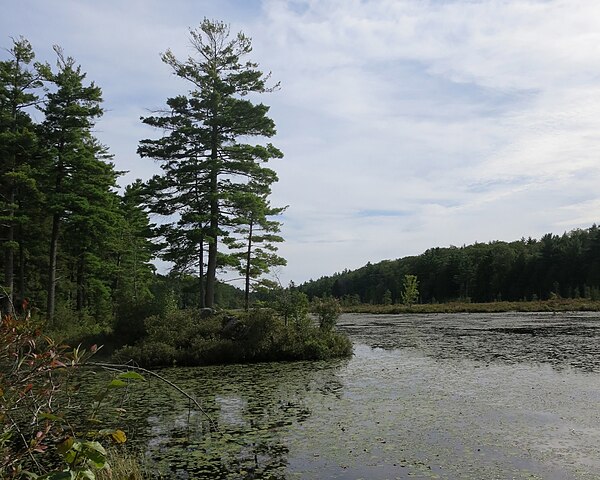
[45,304,111,345]
[312,297,341,331]
[114,307,352,367]
[1,312,147,479]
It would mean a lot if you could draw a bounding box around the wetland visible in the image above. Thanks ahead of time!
[105,312,600,479]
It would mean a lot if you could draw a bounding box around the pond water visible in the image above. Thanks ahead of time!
[104,312,600,479]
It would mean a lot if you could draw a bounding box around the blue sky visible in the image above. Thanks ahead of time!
[3,0,600,284]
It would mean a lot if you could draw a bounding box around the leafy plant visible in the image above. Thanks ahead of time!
[401,274,419,307]
[312,297,341,332]
[0,311,144,479]
[33,439,108,480]
[272,284,309,326]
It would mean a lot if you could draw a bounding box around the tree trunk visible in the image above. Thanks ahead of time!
[205,122,219,308]
[3,190,15,315]
[47,212,60,322]
[244,217,253,311]
[3,70,19,316]
[205,172,218,308]
[198,236,205,308]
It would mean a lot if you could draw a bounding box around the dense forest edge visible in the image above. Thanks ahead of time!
[299,225,600,310]
[0,25,352,368]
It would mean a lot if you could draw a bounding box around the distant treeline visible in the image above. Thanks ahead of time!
[299,226,600,304]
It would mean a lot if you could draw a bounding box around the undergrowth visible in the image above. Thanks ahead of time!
[114,307,352,368]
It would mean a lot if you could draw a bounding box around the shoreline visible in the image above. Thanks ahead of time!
[341,299,600,314]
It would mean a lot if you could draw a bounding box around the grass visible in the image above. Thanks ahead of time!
[96,448,159,480]
[342,298,600,314]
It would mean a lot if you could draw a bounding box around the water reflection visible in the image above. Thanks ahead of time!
[116,358,349,478]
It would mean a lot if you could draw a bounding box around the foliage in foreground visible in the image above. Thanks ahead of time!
[95,448,156,480]
[115,305,352,368]
[0,312,147,479]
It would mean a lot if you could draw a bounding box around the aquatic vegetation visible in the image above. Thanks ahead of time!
[78,312,600,478]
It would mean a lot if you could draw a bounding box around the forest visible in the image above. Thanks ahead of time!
[0,22,287,335]
[3,27,600,334]
[299,226,600,305]
[0,22,351,479]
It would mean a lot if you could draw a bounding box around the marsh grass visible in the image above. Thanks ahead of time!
[343,298,600,314]
[96,448,160,480]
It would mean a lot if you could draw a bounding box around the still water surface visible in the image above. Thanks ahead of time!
[110,312,600,479]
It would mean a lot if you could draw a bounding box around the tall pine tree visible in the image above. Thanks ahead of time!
[39,47,104,321]
[0,37,43,313]
[139,19,283,308]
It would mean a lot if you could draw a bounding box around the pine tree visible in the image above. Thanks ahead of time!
[0,37,43,313]
[139,19,283,308]
[112,180,156,308]
[38,47,104,321]
[59,138,122,319]
[224,187,286,310]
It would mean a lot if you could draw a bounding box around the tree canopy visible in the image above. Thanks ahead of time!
[139,19,284,308]
[299,226,600,305]
[0,39,157,328]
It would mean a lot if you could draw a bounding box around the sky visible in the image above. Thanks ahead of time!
[3,0,600,285]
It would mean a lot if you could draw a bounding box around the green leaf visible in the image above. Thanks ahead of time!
[81,440,106,456]
[107,379,127,388]
[56,437,74,455]
[117,371,145,381]
[63,449,77,465]
[40,412,63,422]
[80,441,106,468]
[77,469,96,480]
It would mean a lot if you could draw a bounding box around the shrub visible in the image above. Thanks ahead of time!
[96,448,156,480]
[0,312,146,479]
[401,274,419,306]
[115,307,353,367]
[312,297,341,331]
[272,285,309,326]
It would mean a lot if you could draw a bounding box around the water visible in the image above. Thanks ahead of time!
[97,312,600,479]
